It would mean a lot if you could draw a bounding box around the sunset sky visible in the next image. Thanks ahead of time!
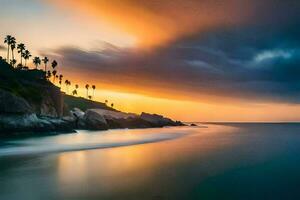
[0,0,300,122]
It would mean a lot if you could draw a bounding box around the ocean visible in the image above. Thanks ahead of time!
[1,123,300,200]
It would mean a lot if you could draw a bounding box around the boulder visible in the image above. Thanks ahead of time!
[82,109,108,130]
[140,112,181,127]
[71,108,85,118]
[87,108,137,119]
[0,114,75,135]
[106,117,153,129]
[0,89,33,114]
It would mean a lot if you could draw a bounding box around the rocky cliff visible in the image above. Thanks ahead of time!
[0,59,63,117]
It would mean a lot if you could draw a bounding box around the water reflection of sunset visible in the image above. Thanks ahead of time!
[55,125,239,197]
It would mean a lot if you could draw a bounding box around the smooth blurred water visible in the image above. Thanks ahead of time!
[1,123,300,200]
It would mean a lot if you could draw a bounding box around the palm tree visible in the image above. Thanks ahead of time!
[10,37,16,66]
[85,84,89,98]
[10,59,17,67]
[88,95,92,100]
[105,100,108,105]
[65,80,68,92]
[33,57,41,69]
[23,50,31,67]
[65,80,71,94]
[4,35,13,62]
[92,85,96,99]
[47,70,51,80]
[75,84,79,89]
[51,60,58,70]
[111,103,114,108]
[59,75,63,87]
[17,43,25,66]
[52,70,57,83]
[42,57,49,72]
[72,89,78,96]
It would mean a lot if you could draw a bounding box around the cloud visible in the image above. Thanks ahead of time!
[49,25,300,103]
[44,0,300,104]
[46,0,299,48]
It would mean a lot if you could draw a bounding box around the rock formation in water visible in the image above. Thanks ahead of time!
[69,108,184,130]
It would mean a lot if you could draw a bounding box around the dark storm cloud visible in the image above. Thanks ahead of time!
[51,0,300,103]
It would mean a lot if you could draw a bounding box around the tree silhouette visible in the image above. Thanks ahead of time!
[72,89,78,96]
[59,74,63,87]
[42,57,49,72]
[111,103,114,108]
[92,85,96,99]
[75,84,79,89]
[85,84,89,98]
[33,57,41,69]
[47,70,51,80]
[4,35,14,62]
[105,100,108,104]
[23,50,31,67]
[10,59,17,67]
[65,80,71,94]
[51,60,57,70]
[88,95,92,100]
[52,70,57,83]
[10,37,16,67]
[17,43,25,66]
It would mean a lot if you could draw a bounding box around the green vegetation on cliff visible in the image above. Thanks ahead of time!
[0,58,47,104]
[64,94,116,113]
[0,59,114,116]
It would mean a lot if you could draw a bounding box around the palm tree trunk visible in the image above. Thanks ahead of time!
[25,59,27,67]
[20,54,23,66]
[7,44,9,62]
[12,50,14,67]
[45,64,47,72]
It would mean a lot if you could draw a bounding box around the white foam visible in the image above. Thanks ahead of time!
[0,127,192,156]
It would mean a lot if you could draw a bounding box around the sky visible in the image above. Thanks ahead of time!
[0,0,300,122]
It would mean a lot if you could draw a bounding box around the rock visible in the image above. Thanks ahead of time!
[87,108,137,119]
[40,96,59,117]
[69,108,85,129]
[140,112,183,127]
[82,109,108,130]
[0,89,33,114]
[0,114,75,136]
[70,108,85,118]
[106,117,153,129]
[190,123,197,126]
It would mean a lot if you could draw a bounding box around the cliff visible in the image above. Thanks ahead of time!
[0,59,63,117]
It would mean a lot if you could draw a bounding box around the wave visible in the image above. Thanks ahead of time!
[0,128,192,156]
